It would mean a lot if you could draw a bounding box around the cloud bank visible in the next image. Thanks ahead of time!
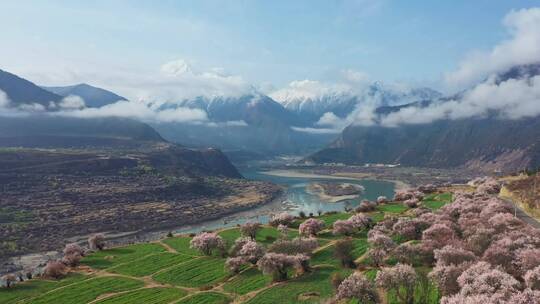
[445,7,540,88]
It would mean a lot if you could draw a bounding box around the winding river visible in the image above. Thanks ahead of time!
[171,169,395,234]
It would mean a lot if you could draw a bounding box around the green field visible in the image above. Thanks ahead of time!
[376,203,409,213]
[0,273,87,303]
[218,226,299,248]
[177,292,231,304]
[152,257,227,288]
[81,243,167,269]
[223,268,272,295]
[28,276,144,304]
[244,267,343,304]
[422,193,453,210]
[162,236,202,256]
[108,252,193,277]
[3,195,452,304]
[95,287,187,304]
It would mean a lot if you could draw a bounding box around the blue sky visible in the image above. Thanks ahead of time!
[0,0,538,98]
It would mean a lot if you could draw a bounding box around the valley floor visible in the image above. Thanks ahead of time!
[0,192,453,304]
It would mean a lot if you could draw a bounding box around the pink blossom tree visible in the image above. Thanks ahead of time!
[298,218,324,237]
[88,233,106,251]
[377,196,389,204]
[1,274,16,288]
[336,272,379,303]
[368,231,396,252]
[422,223,456,248]
[509,289,540,304]
[292,254,311,274]
[269,212,295,227]
[240,222,261,240]
[238,240,265,264]
[333,220,356,236]
[429,264,468,296]
[190,232,225,256]
[404,198,419,208]
[268,237,318,255]
[349,214,371,230]
[524,265,540,290]
[376,263,417,304]
[225,256,246,274]
[62,243,84,267]
[257,253,296,281]
[277,224,289,239]
[393,243,421,265]
[515,248,540,278]
[43,260,67,279]
[434,245,477,267]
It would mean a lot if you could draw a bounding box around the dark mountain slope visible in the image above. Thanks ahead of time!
[43,83,127,107]
[0,69,62,106]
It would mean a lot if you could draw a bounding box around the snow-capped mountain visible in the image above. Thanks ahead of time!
[271,82,442,125]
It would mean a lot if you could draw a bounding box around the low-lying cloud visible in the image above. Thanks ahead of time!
[54,99,210,124]
[379,75,540,127]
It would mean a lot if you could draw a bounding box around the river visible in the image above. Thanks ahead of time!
[170,169,395,234]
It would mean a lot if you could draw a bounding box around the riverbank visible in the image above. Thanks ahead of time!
[262,169,411,191]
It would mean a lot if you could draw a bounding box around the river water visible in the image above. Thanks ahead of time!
[171,169,395,234]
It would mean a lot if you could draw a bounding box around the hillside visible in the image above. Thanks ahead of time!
[0,115,165,149]
[308,64,540,173]
[0,144,279,262]
[0,69,62,107]
[3,179,540,303]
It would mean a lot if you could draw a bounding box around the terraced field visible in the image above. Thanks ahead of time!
[2,193,452,304]
[152,257,227,288]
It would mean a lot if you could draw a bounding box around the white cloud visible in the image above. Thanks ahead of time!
[0,89,10,108]
[57,99,209,124]
[291,126,343,134]
[160,59,194,76]
[445,7,540,88]
[58,95,86,109]
[380,75,540,127]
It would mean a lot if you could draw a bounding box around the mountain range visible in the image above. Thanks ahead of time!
[307,64,540,173]
[3,65,540,173]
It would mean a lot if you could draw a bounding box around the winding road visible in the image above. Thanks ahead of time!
[499,196,540,229]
